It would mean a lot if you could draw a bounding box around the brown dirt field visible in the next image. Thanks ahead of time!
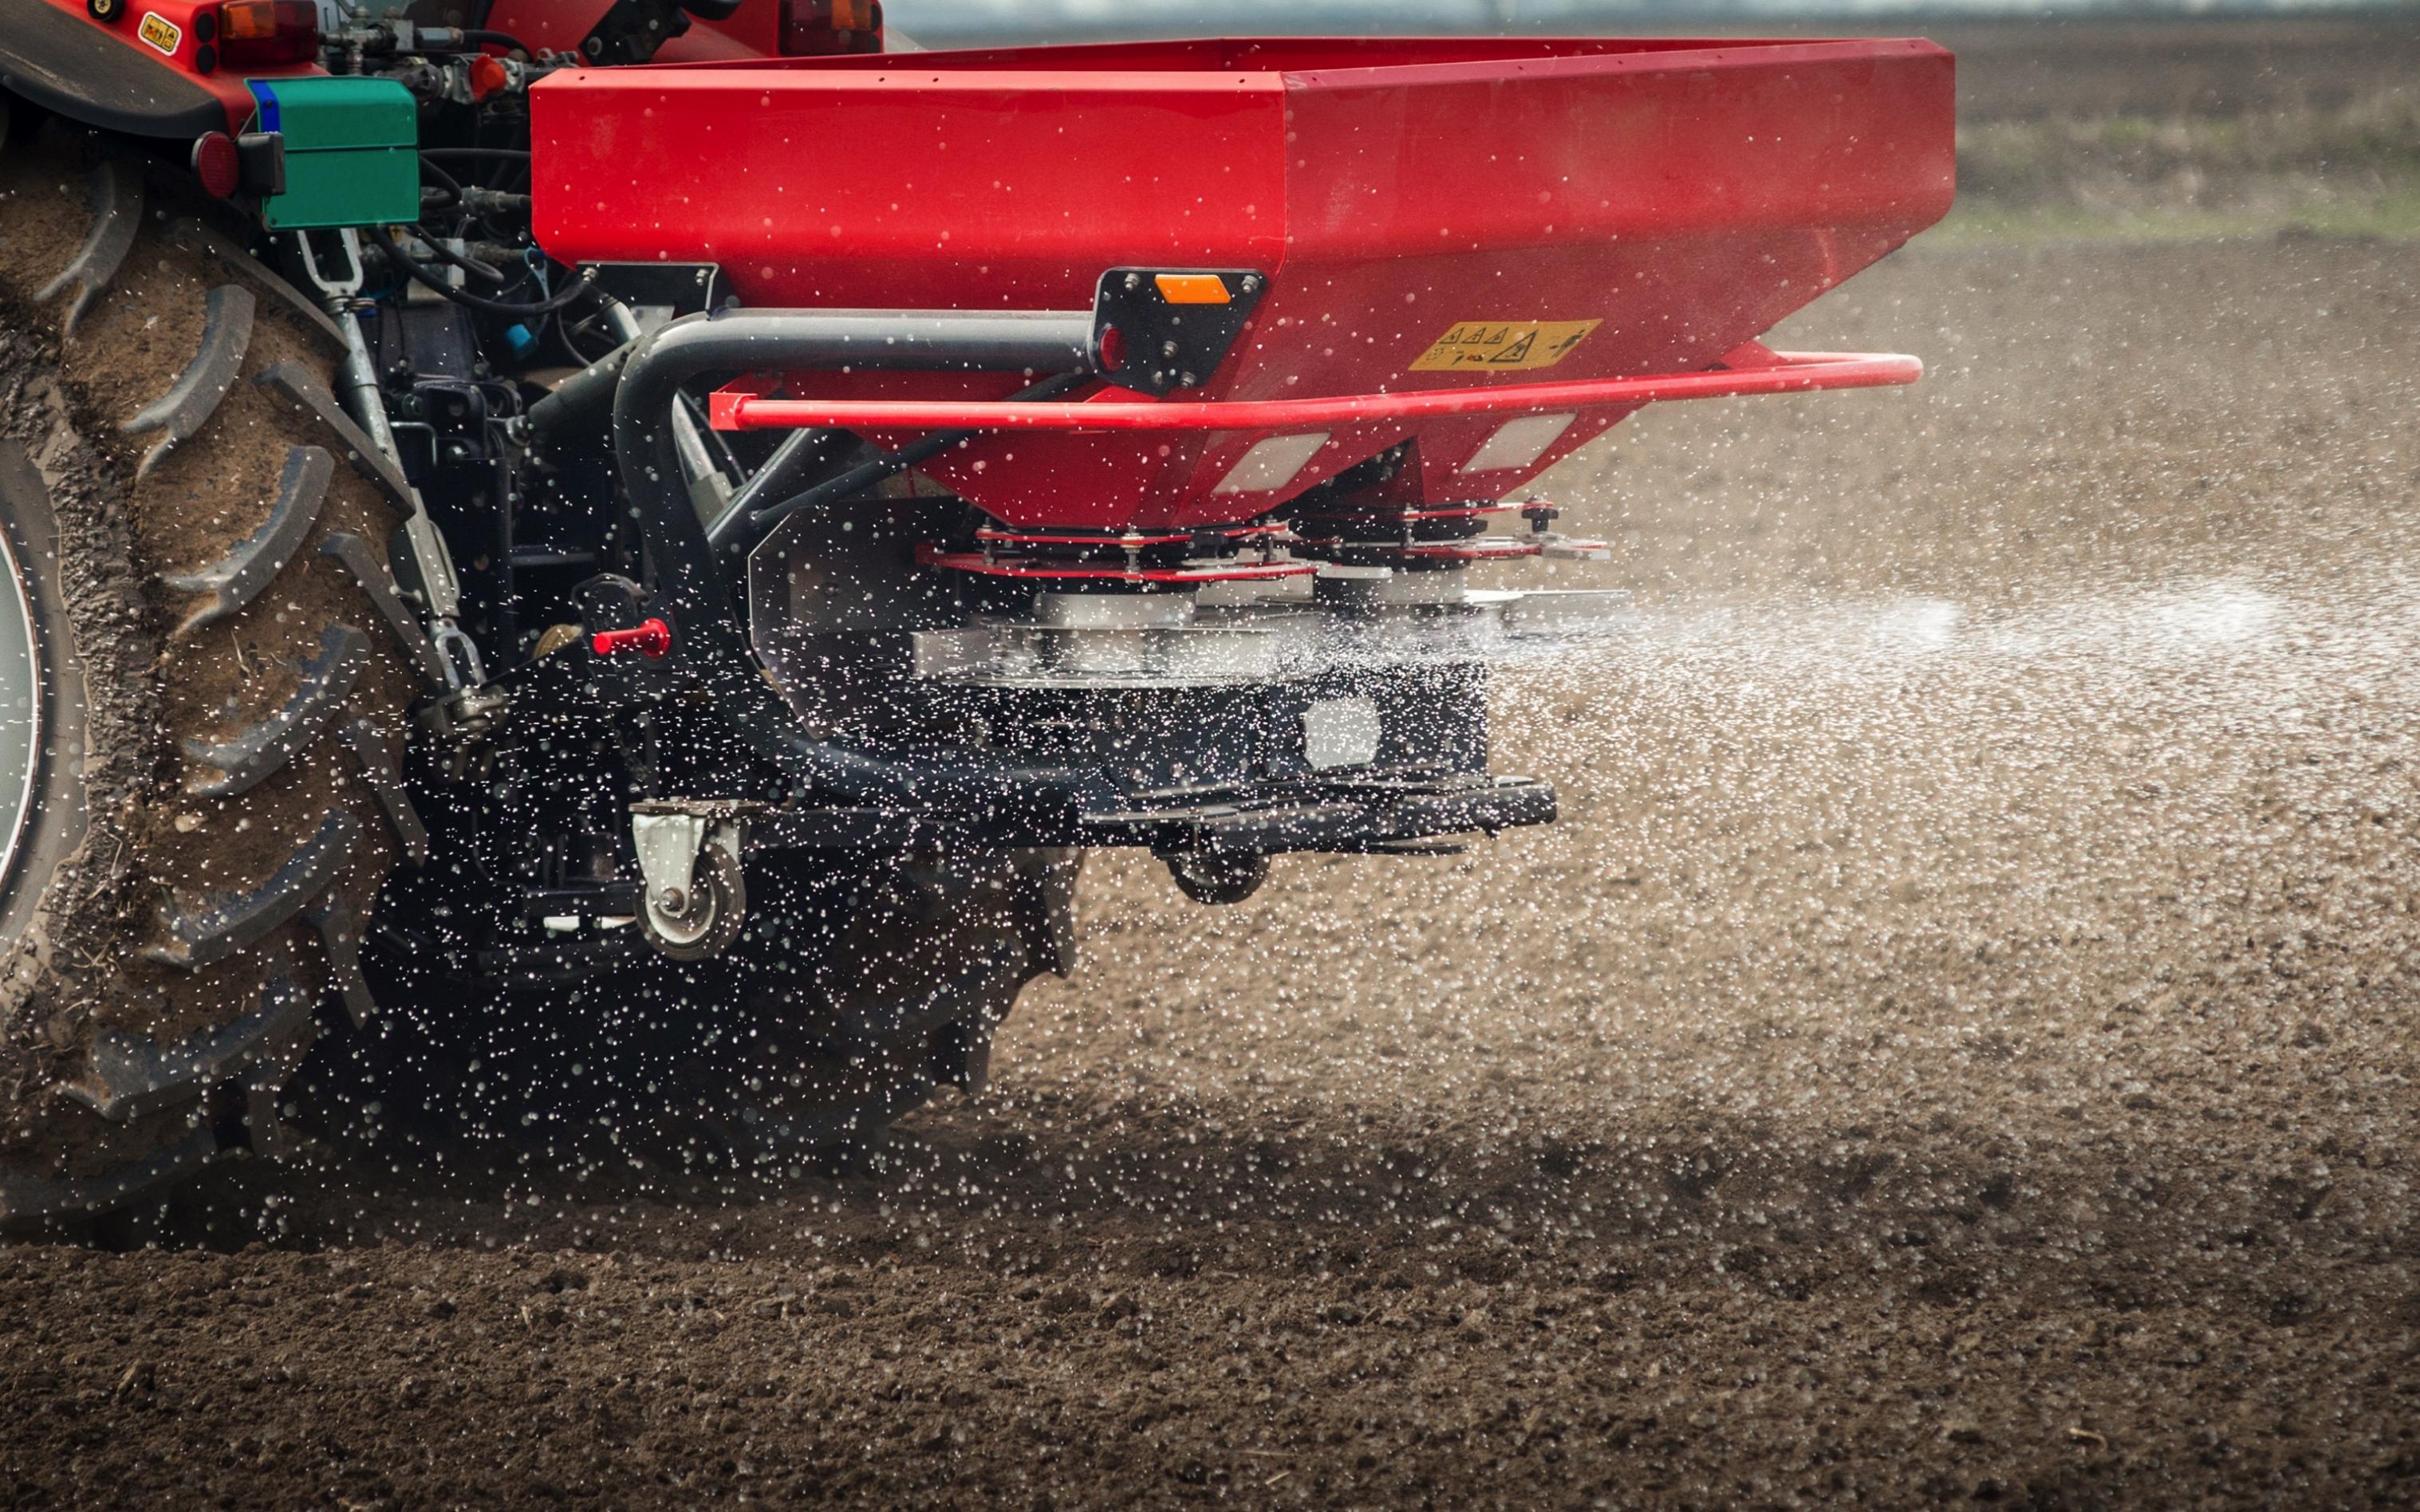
[1907,18,2420,122]
[6,41,2420,1512]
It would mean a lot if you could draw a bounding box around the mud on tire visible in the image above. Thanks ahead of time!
[0,128,418,1228]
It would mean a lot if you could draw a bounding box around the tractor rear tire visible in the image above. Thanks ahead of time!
[0,128,417,1230]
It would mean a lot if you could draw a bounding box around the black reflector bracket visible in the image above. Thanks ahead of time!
[1092,268,1268,396]
[578,0,742,65]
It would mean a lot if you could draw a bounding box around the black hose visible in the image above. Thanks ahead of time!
[550,309,614,370]
[423,241,510,287]
[420,148,532,197]
[365,224,594,319]
[524,339,635,449]
[457,28,535,55]
[398,218,510,285]
[417,156,464,206]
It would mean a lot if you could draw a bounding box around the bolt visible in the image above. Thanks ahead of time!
[1241,274,1261,293]
[1123,272,1142,291]
[656,886,688,914]
[1161,340,1180,359]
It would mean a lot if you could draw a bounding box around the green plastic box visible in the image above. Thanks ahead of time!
[248,76,420,230]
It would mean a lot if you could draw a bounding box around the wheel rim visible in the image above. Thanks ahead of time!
[0,519,41,915]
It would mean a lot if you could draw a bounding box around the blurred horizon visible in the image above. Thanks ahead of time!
[892,0,2415,45]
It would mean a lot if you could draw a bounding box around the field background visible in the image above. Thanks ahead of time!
[4,15,2418,1509]
[1937,18,2420,242]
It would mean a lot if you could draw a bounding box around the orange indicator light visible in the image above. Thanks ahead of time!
[1153,274,1232,305]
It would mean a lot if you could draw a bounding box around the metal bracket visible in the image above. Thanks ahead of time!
[578,0,739,65]
[586,262,725,325]
[292,226,364,302]
[429,623,487,687]
[289,229,479,687]
[1091,268,1267,396]
[420,682,509,780]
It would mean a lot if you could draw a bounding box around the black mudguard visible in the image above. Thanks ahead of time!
[0,2,226,139]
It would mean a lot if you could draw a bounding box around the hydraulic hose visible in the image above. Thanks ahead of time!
[365,224,594,319]
[458,28,535,53]
[525,340,634,448]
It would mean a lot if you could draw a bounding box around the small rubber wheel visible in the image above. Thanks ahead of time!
[640,841,747,961]
[1165,849,1270,905]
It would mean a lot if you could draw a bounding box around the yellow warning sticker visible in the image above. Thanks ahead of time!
[136,10,181,54]
[1409,319,1601,373]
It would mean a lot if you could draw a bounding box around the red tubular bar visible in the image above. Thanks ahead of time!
[710,349,1921,435]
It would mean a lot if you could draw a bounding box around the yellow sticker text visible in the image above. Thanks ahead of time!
[1409,319,1600,373]
[136,11,182,53]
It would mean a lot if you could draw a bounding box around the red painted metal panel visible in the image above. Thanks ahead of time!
[533,35,1954,531]
[34,0,323,132]
[531,64,1289,307]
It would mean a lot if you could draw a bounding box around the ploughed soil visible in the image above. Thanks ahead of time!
[7,40,2420,1512]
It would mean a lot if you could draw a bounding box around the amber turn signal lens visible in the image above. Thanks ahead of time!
[1153,274,1232,305]
[216,0,318,65]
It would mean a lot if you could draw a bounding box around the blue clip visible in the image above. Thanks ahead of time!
[246,80,281,135]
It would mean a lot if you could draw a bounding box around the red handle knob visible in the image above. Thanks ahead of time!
[590,617,672,659]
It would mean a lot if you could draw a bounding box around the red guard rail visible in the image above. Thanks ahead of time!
[709,348,1923,435]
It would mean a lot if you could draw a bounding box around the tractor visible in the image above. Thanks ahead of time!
[0,0,1953,1223]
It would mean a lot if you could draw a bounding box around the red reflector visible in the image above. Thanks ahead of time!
[216,0,318,66]
[590,618,672,660]
[191,132,240,199]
